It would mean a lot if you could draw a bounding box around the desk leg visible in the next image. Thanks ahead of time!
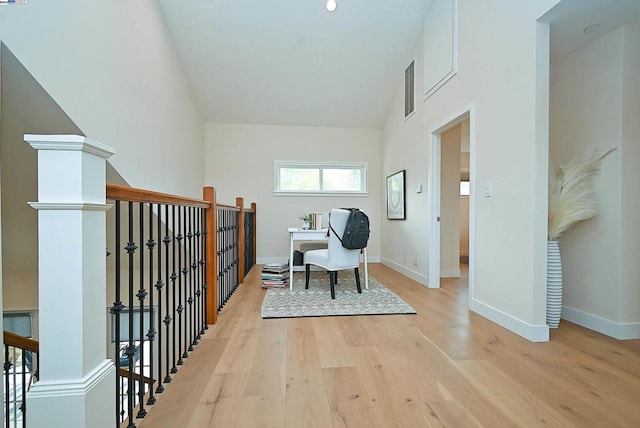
[289,234,294,291]
[364,248,369,289]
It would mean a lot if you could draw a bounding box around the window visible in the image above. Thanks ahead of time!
[274,161,367,195]
[460,181,470,196]
[110,307,154,342]
[404,59,415,118]
[3,312,33,338]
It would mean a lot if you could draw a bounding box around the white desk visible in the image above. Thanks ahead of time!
[288,227,368,291]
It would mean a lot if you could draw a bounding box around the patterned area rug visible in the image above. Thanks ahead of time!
[261,271,416,318]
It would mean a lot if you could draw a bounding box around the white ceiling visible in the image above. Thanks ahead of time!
[158,0,430,129]
[544,0,640,61]
[158,0,640,129]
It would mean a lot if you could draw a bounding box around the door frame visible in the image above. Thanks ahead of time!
[427,105,474,296]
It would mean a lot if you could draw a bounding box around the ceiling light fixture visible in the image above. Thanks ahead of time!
[583,23,600,34]
[326,0,337,13]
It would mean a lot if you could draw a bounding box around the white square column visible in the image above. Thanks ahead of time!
[24,135,116,428]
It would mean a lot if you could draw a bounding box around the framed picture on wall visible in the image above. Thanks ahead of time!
[386,170,406,220]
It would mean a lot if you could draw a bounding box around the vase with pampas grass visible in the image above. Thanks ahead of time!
[546,148,616,328]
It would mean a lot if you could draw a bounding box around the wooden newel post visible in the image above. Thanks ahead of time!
[204,186,218,325]
[236,197,246,283]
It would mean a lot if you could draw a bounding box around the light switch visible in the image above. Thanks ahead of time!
[484,182,492,197]
[416,184,422,193]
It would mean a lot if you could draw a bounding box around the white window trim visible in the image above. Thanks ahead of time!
[274,160,368,196]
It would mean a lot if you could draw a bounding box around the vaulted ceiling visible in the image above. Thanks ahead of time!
[158,0,640,129]
[158,0,430,129]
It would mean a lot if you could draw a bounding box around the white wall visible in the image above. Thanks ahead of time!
[0,52,4,420]
[381,0,561,341]
[204,123,381,262]
[0,0,204,198]
[550,24,640,338]
[0,46,85,317]
[620,24,640,327]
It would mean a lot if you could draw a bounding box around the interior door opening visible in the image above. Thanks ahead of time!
[428,108,473,305]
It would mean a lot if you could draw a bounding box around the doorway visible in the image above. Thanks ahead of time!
[427,108,474,305]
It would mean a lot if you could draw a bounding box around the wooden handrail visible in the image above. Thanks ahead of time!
[4,331,39,353]
[216,203,241,211]
[107,184,210,209]
[118,368,155,385]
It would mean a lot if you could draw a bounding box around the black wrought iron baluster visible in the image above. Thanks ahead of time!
[4,344,12,428]
[221,210,227,308]
[227,211,231,304]
[223,209,227,309]
[146,204,156,406]
[170,205,178,374]
[181,205,190,359]
[20,348,27,428]
[216,209,222,312]
[164,205,174,379]
[187,206,194,352]
[219,208,223,310]
[229,211,234,303]
[224,210,227,306]
[193,207,198,345]
[155,203,165,394]
[190,207,197,347]
[195,208,203,339]
[245,212,255,274]
[226,210,231,305]
[202,207,209,332]
[177,206,184,365]
[226,210,233,303]
[136,203,148,419]
[110,200,125,427]
[233,211,239,295]
[125,201,138,428]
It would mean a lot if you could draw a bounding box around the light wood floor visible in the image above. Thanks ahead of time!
[138,263,640,427]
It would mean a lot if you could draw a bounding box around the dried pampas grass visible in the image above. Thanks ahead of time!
[548,148,616,241]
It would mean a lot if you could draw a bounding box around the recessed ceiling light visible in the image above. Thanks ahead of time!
[326,0,337,13]
[584,23,600,34]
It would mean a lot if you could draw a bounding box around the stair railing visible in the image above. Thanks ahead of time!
[3,331,39,428]
[106,184,256,427]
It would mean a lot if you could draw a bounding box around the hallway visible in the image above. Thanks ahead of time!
[137,263,640,427]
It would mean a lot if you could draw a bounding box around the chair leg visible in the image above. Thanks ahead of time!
[354,267,361,294]
[305,264,310,289]
[330,271,336,299]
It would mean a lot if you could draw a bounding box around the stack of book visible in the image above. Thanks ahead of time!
[261,262,289,288]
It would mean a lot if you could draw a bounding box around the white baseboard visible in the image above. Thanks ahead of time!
[257,257,289,265]
[562,306,640,340]
[470,298,549,342]
[380,257,429,287]
[441,268,461,278]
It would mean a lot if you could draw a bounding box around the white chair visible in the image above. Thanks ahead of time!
[304,208,362,299]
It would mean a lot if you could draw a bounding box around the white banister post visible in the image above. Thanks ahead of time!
[24,134,116,428]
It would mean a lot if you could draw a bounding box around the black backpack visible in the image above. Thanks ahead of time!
[330,208,370,250]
